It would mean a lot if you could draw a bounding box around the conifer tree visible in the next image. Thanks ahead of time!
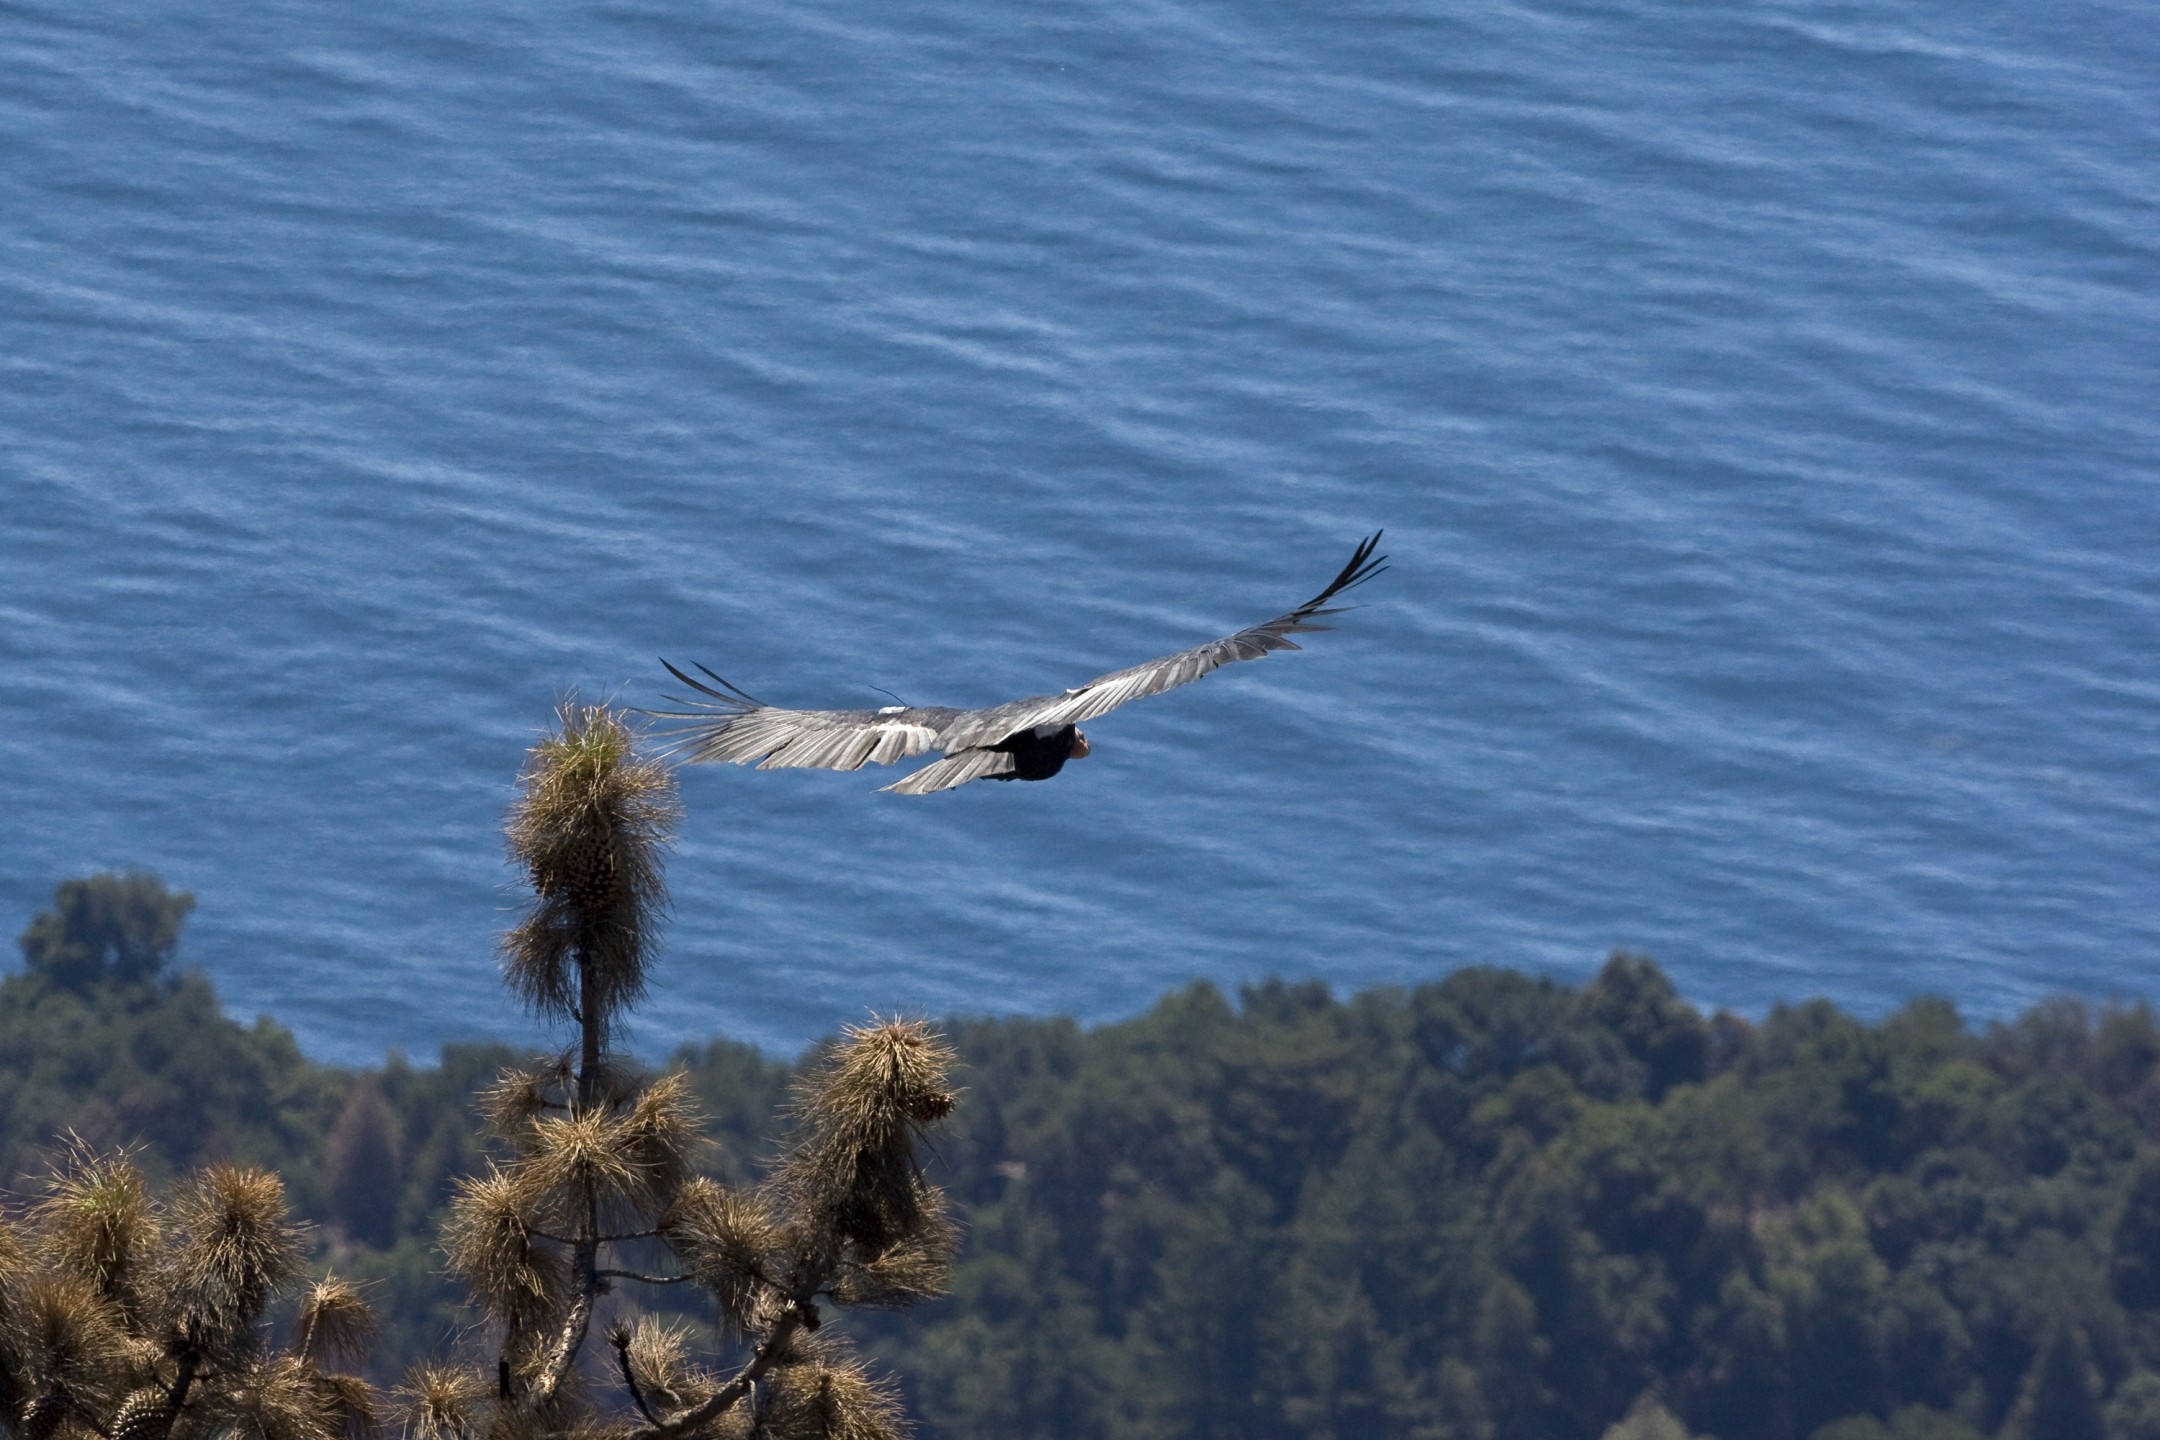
[0,1144,376,1440]
[415,702,957,1440]
[2,703,955,1440]
[324,1079,404,1250]
[18,873,194,991]
[2000,1320,2105,1440]
[2114,1157,2160,1309]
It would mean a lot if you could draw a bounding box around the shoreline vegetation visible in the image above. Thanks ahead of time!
[2,708,961,1440]
[9,873,2160,1440]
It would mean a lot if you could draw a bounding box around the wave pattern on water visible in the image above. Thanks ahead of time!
[1,0,2155,1062]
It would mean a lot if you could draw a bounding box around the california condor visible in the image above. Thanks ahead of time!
[652,532,1386,795]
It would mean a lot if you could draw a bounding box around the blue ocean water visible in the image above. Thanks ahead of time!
[1,0,2154,1066]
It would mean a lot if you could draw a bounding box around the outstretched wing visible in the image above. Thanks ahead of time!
[937,531,1388,751]
[647,664,963,771]
[650,531,1386,794]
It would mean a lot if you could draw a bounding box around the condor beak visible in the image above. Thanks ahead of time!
[1071,729,1091,759]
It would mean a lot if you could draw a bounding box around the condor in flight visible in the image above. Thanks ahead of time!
[653,532,1386,795]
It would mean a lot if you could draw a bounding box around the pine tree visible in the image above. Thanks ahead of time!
[17,873,194,991]
[2114,1157,2160,1309]
[2,702,956,1440]
[0,1143,376,1440]
[416,702,957,1440]
[2000,1320,2105,1440]
[324,1077,404,1249]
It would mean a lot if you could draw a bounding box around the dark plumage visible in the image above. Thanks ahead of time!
[650,532,1386,795]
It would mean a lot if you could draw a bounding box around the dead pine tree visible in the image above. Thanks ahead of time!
[419,702,958,1440]
[0,1143,378,1440]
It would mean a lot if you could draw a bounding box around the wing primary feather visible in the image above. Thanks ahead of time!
[934,530,1388,750]
[656,659,765,709]
[692,663,766,706]
[656,529,1386,785]
[1297,530,1388,612]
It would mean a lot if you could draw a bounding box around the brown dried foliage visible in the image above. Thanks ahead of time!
[659,1180,779,1337]
[32,1145,161,1326]
[109,1386,178,1440]
[616,1074,706,1203]
[162,1167,304,1361]
[195,1355,342,1440]
[1,1148,380,1440]
[501,704,679,1041]
[437,1016,958,1440]
[2,703,963,1440]
[825,1186,958,1311]
[313,1371,377,1440]
[776,1022,958,1261]
[476,1065,561,1143]
[296,1278,376,1368]
[522,1111,647,1225]
[395,1364,488,1440]
[440,1169,563,1331]
[756,1343,910,1440]
[13,1270,136,1402]
[617,1322,721,1417]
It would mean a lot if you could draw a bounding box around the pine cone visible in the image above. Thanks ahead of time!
[571,836,617,909]
[109,1388,175,1440]
[539,834,617,909]
[20,1393,70,1440]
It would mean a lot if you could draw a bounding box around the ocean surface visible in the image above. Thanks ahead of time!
[2,0,2154,1066]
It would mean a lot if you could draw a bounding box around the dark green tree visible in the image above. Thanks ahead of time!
[2115,1157,2160,1308]
[1575,953,1709,1102]
[323,1075,403,1249]
[2105,1372,2160,1440]
[17,873,194,991]
[1999,1321,2105,1440]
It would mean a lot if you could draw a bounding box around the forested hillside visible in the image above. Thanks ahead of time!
[850,966,2160,1440]
[9,875,2160,1439]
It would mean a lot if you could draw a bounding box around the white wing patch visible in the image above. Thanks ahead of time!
[666,709,941,771]
[750,719,942,771]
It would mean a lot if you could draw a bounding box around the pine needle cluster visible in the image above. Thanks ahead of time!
[502,703,680,1056]
[0,1143,377,1440]
[418,704,957,1440]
